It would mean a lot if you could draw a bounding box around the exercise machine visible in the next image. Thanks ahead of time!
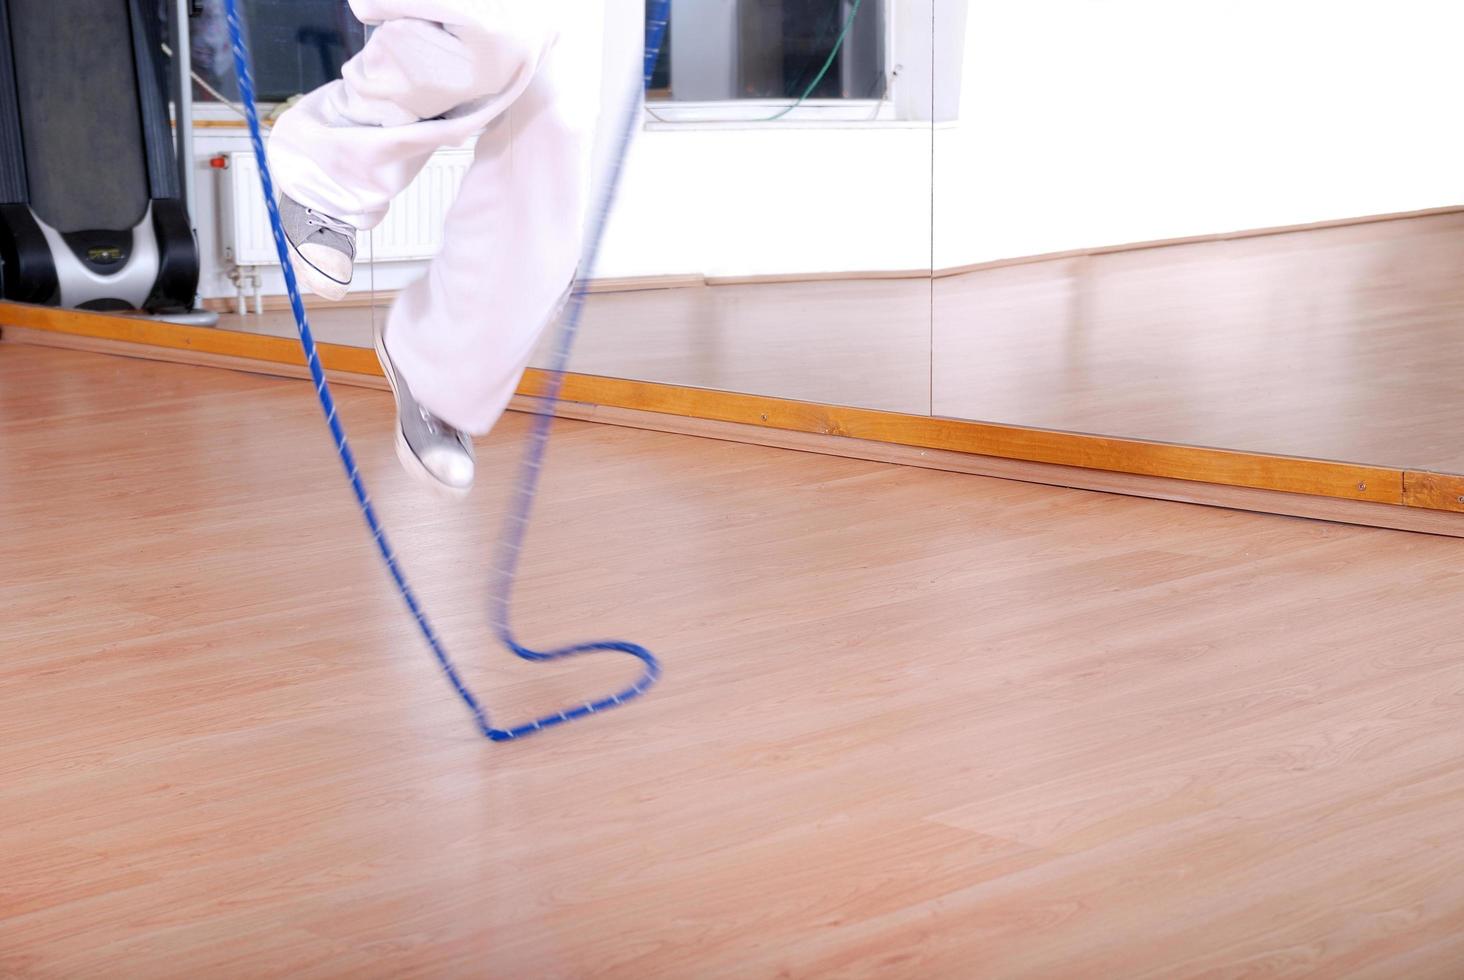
[0,0,199,313]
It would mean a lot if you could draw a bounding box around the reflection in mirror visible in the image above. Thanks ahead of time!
[932,2,1464,471]
[190,0,377,347]
[558,0,935,413]
[647,0,889,117]
[935,215,1464,470]
[188,1,934,416]
[191,0,366,104]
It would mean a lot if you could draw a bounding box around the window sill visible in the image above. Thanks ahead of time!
[641,99,915,130]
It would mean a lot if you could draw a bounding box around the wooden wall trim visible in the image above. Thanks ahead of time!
[515,370,1398,504]
[1,301,1443,521]
[1402,472,1464,514]
[0,303,381,374]
[0,325,387,393]
[516,397,1464,539]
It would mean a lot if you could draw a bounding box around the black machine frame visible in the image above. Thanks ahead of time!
[0,0,199,313]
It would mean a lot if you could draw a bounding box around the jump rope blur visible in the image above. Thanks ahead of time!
[223,2,671,741]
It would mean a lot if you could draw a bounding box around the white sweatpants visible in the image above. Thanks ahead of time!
[268,0,608,433]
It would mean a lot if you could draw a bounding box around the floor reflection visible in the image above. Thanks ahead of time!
[935,212,1464,472]
[221,276,934,415]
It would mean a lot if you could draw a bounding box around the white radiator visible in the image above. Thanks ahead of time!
[218,149,473,268]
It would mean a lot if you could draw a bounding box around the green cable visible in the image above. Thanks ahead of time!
[764,0,868,122]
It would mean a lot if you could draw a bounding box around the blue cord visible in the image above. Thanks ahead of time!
[645,1,670,85]
[224,1,669,741]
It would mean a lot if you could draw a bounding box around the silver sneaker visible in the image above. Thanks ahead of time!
[374,322,476,496]
[280,195,356,301]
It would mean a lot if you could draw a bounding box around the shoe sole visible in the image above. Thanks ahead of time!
[373,322,472,501]
[286,236,351,302]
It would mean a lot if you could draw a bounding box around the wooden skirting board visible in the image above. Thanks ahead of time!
[4,300,1462,536]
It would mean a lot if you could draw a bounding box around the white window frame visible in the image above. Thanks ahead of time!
[646,0,909,127]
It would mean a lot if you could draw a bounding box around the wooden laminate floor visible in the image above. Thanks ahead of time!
[934,211,1464,473]
[7,344,1464,977]
[219,275,937,417]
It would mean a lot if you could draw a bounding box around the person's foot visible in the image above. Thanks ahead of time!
[280,195,356,301]
[374,321,475,496]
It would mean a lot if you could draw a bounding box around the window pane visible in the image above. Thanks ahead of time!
[649,0,885,103]
[190,0,365,104]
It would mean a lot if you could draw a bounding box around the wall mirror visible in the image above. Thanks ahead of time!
[931,1,1464,475]
[10,0,1456,523]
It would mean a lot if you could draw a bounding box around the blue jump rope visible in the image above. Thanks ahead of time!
[223,2,671,741]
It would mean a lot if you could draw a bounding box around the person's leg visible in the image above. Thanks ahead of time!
[266,0,560,297]
[382,3,606,439]
[269,0,559,226]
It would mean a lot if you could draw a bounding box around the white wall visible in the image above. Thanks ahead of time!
[191,122,933,302]
[934,0,1464,268]
[599,124,932,279]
